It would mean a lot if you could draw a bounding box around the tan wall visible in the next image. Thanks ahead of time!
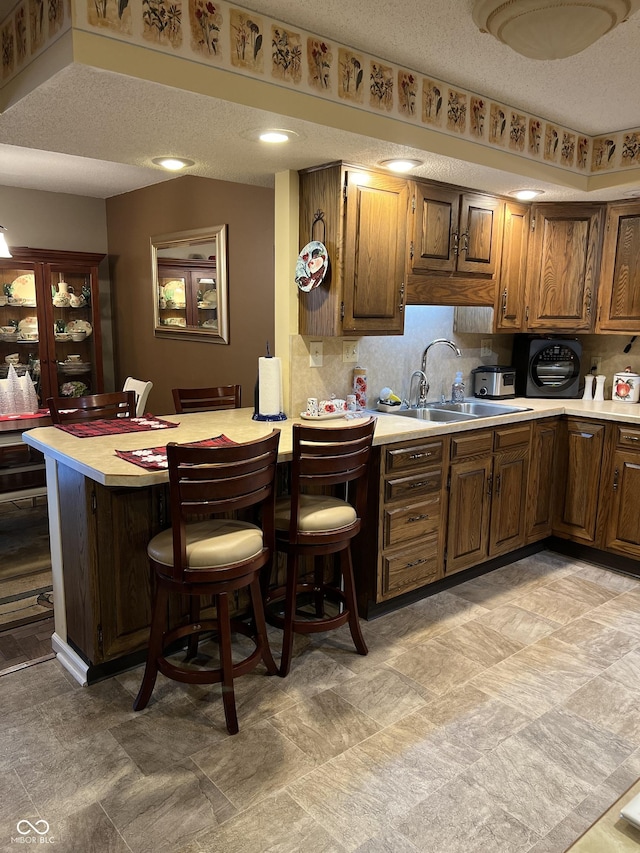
[106,175,274,415]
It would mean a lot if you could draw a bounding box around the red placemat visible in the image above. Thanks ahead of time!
[0,409,50,422]
[115,435,234,470]
[55,416,179,438]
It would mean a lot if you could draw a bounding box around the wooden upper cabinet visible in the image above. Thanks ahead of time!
[525,203,604,332]
[596,201,640,333]
[495,200,530,332]
[342,169,409,335]
[298,163,407,336]
[410,184,502,277]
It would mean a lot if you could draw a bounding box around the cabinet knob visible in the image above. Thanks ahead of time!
[407,514,429,523]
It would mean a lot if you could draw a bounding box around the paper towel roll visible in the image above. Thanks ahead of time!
[258,356,283,416]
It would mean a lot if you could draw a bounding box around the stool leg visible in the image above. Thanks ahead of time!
[313,555,325,617]
[279,551,300,677]
[249,576,277,676]
[186,594,201,660]
[133,581,169,711]
[340,548,368,657]
[216,592,239,735]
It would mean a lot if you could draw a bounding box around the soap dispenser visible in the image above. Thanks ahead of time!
[451,371,465,403]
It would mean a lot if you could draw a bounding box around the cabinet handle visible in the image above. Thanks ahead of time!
[487,473,493,497]
[460,231,469,257]
[495,473,501,496]
[409,481,429,489]
[502,289,508,315]
[622,434,640,442]
[405,558,427,568]
[398,282,405,313]
[613,467,619,491]
[452,231,459,256]
[409,452,432,460]
[408,514,429,523]
[585,288,592,316]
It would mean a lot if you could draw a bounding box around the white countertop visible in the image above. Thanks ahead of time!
[21,399,640,488]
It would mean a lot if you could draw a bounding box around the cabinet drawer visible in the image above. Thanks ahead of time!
[385,468,442,503]
[381,535,440,598]
[450,430,492,460]
[384,496,440,548]
[494,424,531,450]
[386,440,443,474]
[617,425,640,449]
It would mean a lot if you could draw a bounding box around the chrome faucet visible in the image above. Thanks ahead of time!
[411,338,462,406]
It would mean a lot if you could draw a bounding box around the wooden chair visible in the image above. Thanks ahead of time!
[266,418,375,677]
[172,385,241,414]
[133,430,281,735]
[47,390,136,424]
[122,377,153,417]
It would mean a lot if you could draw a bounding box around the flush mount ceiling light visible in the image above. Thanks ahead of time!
[473,0,640,60]
[509,189,544,200]
[0,226,12,258]
[379,158,423,173]
[151,157,195,171]
[259,129,297,143]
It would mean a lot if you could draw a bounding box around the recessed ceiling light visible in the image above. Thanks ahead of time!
[509,189,543,200]
[379,158,423,173]
[152,157,195,171]
[259,130,296,143]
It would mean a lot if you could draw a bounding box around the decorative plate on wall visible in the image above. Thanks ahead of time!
[295,240,329,292]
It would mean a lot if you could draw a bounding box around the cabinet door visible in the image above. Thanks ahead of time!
[446,455,492,574]
[410,183,459,274]
[597,202,640,333]
[526,203,603,332]
[526,418,559,542]
[495,201,529,332]
[456,193,503,276]
[604,449,640,558]
[342,170,408,334]
[489,447,528,557]
[553,418,607,544]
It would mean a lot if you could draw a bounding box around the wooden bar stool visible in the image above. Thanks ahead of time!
[266,418,375,676]
[172,385,241,413]
[133,430,280,735]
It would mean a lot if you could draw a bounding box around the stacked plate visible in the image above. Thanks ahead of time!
[58,361,91,374]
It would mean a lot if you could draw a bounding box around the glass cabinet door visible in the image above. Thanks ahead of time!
[46,262,103,400]
[0,262,45,411]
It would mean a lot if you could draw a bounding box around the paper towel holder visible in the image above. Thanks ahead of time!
[253,350,287,421]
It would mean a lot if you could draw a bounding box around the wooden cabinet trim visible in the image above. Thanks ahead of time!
[450,430,493,460]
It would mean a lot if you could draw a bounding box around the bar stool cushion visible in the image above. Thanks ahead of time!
[275,494,357,533]
[148,519,263,568]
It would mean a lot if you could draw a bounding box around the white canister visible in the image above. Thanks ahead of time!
[612,371,640,403]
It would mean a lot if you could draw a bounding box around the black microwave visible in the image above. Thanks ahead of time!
[512,335,582,398]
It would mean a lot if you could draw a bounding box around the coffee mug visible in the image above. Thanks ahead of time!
[5,353,20,365]
[67,354,81,363]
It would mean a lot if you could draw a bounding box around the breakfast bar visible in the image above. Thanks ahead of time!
[22,399,640,685]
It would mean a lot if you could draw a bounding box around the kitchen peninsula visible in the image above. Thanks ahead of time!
[23,400,640,685]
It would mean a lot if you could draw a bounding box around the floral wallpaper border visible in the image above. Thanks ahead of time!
[2,0,640,178]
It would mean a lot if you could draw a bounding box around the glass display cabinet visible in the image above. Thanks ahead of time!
[0,248,105,407]
[151,225,229,343]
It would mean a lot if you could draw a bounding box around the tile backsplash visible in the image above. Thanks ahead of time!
[289,305,512,415]
[288,306,640,415]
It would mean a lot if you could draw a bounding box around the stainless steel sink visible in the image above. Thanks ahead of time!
[376,400,531,422]
[390,407,478,422]
[426,401,532,417]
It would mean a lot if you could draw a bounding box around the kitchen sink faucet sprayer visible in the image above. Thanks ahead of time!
[412,339,462,407]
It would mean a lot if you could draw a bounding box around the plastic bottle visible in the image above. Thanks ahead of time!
[451,371,465,403]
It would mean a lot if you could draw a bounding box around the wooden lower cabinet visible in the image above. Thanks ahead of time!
[376,436,448,601]
[553,418,607,545]
[59,463,166,666]
[447,425,530,575]
[602,425,640,559]
[526,418,560,542]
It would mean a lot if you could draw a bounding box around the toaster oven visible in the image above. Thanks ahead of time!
[471,366,516,399]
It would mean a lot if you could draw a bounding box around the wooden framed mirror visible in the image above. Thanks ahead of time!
[151,224,229,343]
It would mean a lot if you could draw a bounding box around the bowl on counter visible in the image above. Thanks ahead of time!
[55,332,71,342]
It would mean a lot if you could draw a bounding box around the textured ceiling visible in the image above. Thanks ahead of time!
[0,0,639,200]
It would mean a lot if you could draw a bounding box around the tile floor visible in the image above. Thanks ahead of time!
[3,550,640,852]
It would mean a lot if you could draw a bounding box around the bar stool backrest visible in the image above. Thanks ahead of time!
[172,385,241,413]
[47,390,137,424]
